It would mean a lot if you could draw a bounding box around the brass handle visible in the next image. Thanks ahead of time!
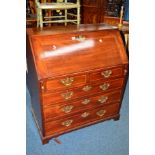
[81,112,90,118]
[96,110,106,117]
[99,83,110,91]
[81,99,91,105]
[60,77,74,86]
[72,35,86,41]
[61,119,73,127]
[61,105,74,113]
[82,85,92,92]
[61,91,73,100]
[101,70,112,78]
[98,96,108,104]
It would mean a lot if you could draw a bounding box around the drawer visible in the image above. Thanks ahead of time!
[89,67,123,81]
[44,103,120,136]
[43,90,122,121]
[45,74,86,92]
[42,78,124,105]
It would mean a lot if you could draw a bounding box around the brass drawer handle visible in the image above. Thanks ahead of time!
[98,96,108,104]
[81,99,91,105]
[60,77,74,86]
[61,119,73,127]
[101,70,112,78]
[81,112,90,118]
[61,91,73,100]
[99,83,110,91]
[96,110,106,117]
[61,105,74,113]
[82,85,92,92]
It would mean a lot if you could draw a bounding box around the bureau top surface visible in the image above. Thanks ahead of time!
[27,23,118,36]
[27,24,128,79]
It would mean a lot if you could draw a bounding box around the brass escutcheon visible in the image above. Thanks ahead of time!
[99,83,110,91]
[60,77,74,86]
[61,105,74,113]
[96,110,106,117]
[82,85,92,92]
[81,112,90,118]
[72,35,86,41]
[61,119,73,127]
[61,91,73,100]
[98,96,108,104]
[101,70,112,78]
[81,99,91,105]
[41,85,44,90]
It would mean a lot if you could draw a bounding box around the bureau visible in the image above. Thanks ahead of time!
[26,24,128,144]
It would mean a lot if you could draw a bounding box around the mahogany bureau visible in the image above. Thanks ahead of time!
[26,24,128,144]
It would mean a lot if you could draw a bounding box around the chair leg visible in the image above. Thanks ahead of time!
[39,8,43,28]
[77,7,80,25]
[65,9,67,26]
[36,8,39,28]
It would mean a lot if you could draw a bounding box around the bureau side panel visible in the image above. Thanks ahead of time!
[26,35,43,133]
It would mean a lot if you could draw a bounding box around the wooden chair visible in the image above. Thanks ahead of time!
[35,0,80,28]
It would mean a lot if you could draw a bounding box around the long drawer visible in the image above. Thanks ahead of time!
[43,90,122,121]
[42,78,124,105]
[44,103,120,136]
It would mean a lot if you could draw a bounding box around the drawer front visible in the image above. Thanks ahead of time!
[42,78,124,105]
[89,67,123,81]
[43,90,122,121]
[44,103,120,136]
[46,74,86,92]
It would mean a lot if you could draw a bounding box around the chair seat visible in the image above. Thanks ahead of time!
[39,3,80,9]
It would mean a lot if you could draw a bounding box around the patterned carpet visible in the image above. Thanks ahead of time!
[26,81,128,155]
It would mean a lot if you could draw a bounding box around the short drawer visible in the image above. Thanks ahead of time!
[44,103,120,136]
[43,90,122,121]
[45,74,86,92]
[89,67,123,81]
[42,78,124,105]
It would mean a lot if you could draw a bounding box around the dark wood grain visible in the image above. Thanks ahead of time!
[43,90,122,121]
[42,78,124,105]
[44,103,120,136]
[46,74,86,92]
[81,0,105,24]
[26,34,44,133]
[26,24,128,144]
[30,30,128,79]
